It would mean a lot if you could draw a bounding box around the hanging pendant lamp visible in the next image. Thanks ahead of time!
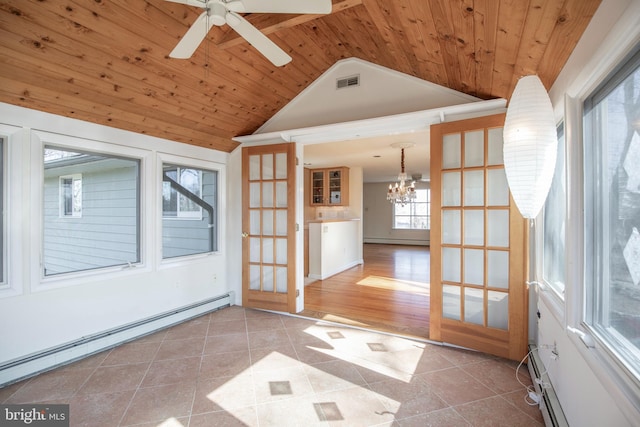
[503,75,558,219]
[387,142,416,206]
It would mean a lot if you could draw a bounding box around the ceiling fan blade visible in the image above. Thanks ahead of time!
[226,12,292,66]
[165,0,207,8]
[169,11,215,58]
[226,0,331,14]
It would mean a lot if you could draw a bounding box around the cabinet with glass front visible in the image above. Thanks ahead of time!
[310,167,349,206]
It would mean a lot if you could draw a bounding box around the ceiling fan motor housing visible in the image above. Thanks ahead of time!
[207,2,228,26]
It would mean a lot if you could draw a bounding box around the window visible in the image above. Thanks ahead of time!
[0,137,4,285]
[43,146,140,276]
[541,122,566,299]
[162,163,217,258]
[584,46,640,381]
[393,188,430,229]
[60,174,82,218]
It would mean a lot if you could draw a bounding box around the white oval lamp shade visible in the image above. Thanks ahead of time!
[503,75,557,219]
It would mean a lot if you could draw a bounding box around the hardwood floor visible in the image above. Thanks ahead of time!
[301,243,430,339]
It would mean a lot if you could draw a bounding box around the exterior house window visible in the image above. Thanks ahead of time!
[393,188,430,230]
[162,167,202,219]
[584,46,640,382]
[162,163,217,258]
[43,146,140,276]
[60,174,82,218]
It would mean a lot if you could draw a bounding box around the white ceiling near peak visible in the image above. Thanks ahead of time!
[237,59,507,183]
[257,58,481,133]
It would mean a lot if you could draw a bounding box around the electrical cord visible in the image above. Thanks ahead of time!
[516,345,554,406]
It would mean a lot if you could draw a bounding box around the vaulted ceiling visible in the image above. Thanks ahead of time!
[0,0,601,153]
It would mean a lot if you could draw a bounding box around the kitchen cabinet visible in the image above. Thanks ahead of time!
[309,167,349,206]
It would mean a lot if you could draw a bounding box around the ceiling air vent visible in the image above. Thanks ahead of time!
[336,74,360,89]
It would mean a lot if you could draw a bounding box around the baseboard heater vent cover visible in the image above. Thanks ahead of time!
[527,344,569,427]
[0,292,233,386]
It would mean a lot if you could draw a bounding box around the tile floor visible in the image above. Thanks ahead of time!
[0,306,544,426]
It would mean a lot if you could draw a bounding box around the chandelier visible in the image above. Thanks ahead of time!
[387,143,416,205]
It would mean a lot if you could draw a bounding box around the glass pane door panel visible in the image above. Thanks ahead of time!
[464,248,484,285]
[249,238,260,263]
[488,291,509,329]
[262,210,274,236]
[464,170,484,206]
[487,128,504,166]
[275,211,287,236]
[464,130,485,167]
[262,154,273,180]
[250,210,260,235]
[275,153,287,179]
[275,182,288,208]
[487,169,509,206]
[442,210,461,244]
[488,250,509,289]
[442,172,461,206]
[249,155,261,180]
[465,288,484,325]
[443,285,461,320]
[275,238,287,264]
[250,183,261,208]
[249,265,261,290]
[443,133,461,169]
[488,210,510,247]
[464,210,484,246]
[276,267,287,293]
[442,247,461,282]
[262,266,274,292]
[262,238,274,263]
[262,182,274,208]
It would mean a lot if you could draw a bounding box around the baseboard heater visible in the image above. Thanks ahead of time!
[0,292,234,387]
[527,344,569,427]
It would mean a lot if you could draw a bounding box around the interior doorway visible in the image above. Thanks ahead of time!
[300,243,430,339]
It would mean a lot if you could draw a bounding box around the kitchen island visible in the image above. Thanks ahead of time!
[307,218,363,280]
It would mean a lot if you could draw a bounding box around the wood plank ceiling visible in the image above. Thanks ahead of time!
[0,0,601,153]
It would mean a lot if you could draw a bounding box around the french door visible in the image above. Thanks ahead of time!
[430,114,528,361]
[242,143,297,312]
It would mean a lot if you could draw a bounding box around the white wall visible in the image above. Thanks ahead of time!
[536,0,640,425]
[363,182,430,245]
[0,103,237,364]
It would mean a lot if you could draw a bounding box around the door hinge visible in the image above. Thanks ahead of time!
[296,157,299,166]
[296,289,300,297]
[296,223,299,231]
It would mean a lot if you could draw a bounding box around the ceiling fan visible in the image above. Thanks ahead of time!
[166,0,332,66]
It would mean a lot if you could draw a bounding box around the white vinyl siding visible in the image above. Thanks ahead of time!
[43,153,140,276]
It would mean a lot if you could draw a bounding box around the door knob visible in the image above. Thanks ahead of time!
[242,232,249,238]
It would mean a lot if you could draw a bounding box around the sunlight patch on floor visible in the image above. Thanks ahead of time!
[205,350,402,424]
[157,418,185,427]
[356,275,429,294]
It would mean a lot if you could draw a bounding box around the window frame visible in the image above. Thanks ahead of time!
[34,131,150,290]
[537,121,567,308]
[391,187,431,230]
[0,136,5,288]
[581,43,640,398]
[158,153,221,265]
